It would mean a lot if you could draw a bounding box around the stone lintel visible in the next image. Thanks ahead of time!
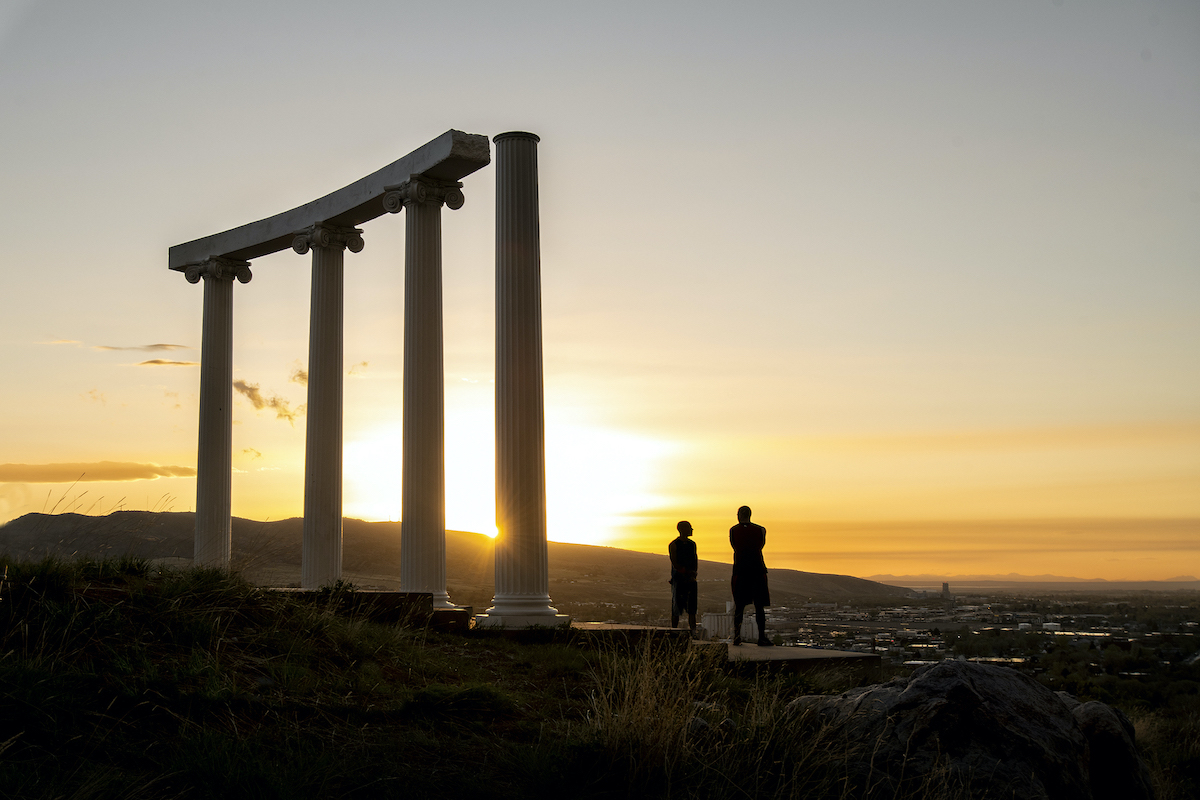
[168,130,489,271]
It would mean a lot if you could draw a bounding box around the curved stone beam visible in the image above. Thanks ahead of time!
[168,129,490,271]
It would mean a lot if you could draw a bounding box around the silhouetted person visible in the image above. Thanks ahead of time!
[669,520,698,633]
[729,505,771,646]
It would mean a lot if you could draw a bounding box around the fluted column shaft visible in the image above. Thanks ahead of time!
[490,132,558,617]
[195,273,233,566]
[191,258,250,567]
[390,178,462,609]
[296,224,362,589]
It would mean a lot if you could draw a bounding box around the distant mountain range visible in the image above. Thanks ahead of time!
[870,572,1200,583]
[0,511,915,612]
[867,573,1200,592]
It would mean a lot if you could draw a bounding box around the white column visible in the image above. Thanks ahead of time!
[294,223,363,589]
[478,132,568,628]
[385,178,464,609]
[187,257,251,568]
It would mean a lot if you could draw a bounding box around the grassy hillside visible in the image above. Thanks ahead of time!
[2,555,1192,799]
[0,555,898,800]
[0,512,913,617]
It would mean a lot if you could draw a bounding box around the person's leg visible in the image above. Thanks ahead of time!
[755,603,771,646]
[671,582,680,628]
[688,612,697,633]
[733,603,744,644]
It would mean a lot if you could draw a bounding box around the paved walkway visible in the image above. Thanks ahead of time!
[719,641,878,664]
[570,622,881,677]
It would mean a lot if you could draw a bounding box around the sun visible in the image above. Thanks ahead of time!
[342,409,496,535]
[342,424,403,523]
[343,408,676,547]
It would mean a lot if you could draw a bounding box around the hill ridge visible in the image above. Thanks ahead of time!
[1,511,914,611]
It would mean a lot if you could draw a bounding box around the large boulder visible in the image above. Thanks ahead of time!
[789,660,1153,800]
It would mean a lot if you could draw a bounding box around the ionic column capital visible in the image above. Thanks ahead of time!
[291,223,365,255]
[183,257,252,285]
[382,176,465,214]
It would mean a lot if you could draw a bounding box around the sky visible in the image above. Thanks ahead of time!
[0,1,1197,582]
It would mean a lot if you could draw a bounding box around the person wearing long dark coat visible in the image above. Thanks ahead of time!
[729,505,772,646]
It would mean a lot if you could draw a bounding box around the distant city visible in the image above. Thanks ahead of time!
[629,585,1200,693]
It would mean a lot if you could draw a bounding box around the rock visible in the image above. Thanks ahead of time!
[788,660,1153,800]
[1072,701,1155,800]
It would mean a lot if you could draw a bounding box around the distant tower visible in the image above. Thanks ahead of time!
[942,582,950,597]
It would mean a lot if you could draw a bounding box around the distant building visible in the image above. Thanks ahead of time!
[701,601,760,641]
[942,582,955,611]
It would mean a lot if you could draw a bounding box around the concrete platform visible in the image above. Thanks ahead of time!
[723,642,878,665]
[710,642,883,681]
[569,623,881,680]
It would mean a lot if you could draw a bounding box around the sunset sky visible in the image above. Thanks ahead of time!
[1,1,1197,581]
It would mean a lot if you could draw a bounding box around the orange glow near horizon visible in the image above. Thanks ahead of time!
[1,412,1196,583]
[1,412,1195,582]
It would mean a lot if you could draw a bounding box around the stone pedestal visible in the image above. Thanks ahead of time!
[294,224,363,589]
[187,257,251,568]
[473,613,571,630]
[388,179,464,609]
[477,132,568,628]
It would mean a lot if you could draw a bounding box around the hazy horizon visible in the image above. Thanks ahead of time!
[6,506,1198,586]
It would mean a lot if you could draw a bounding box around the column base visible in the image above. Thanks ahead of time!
[474,613,572,630]
[484,594,560,616]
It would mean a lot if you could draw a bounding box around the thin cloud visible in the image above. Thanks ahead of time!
[289,363,366,383]
[82,389,106,404]
[95,343,190,352]
[0,461,196,483]
[233,379,302,424]
[243,447,262,460]
[41,339,81,345]
[138,359,200,367]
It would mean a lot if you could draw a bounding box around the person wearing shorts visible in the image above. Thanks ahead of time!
[669,520,698,633]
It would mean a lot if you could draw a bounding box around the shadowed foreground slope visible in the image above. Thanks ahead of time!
[0,556,943,800]
[0,512,913,613]
[0,557,1167,800]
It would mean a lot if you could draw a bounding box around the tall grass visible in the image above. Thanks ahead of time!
[1,555,1176,799]
[0,556,604,798]
[579,638,977,800]
[1133,710,1200,800]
